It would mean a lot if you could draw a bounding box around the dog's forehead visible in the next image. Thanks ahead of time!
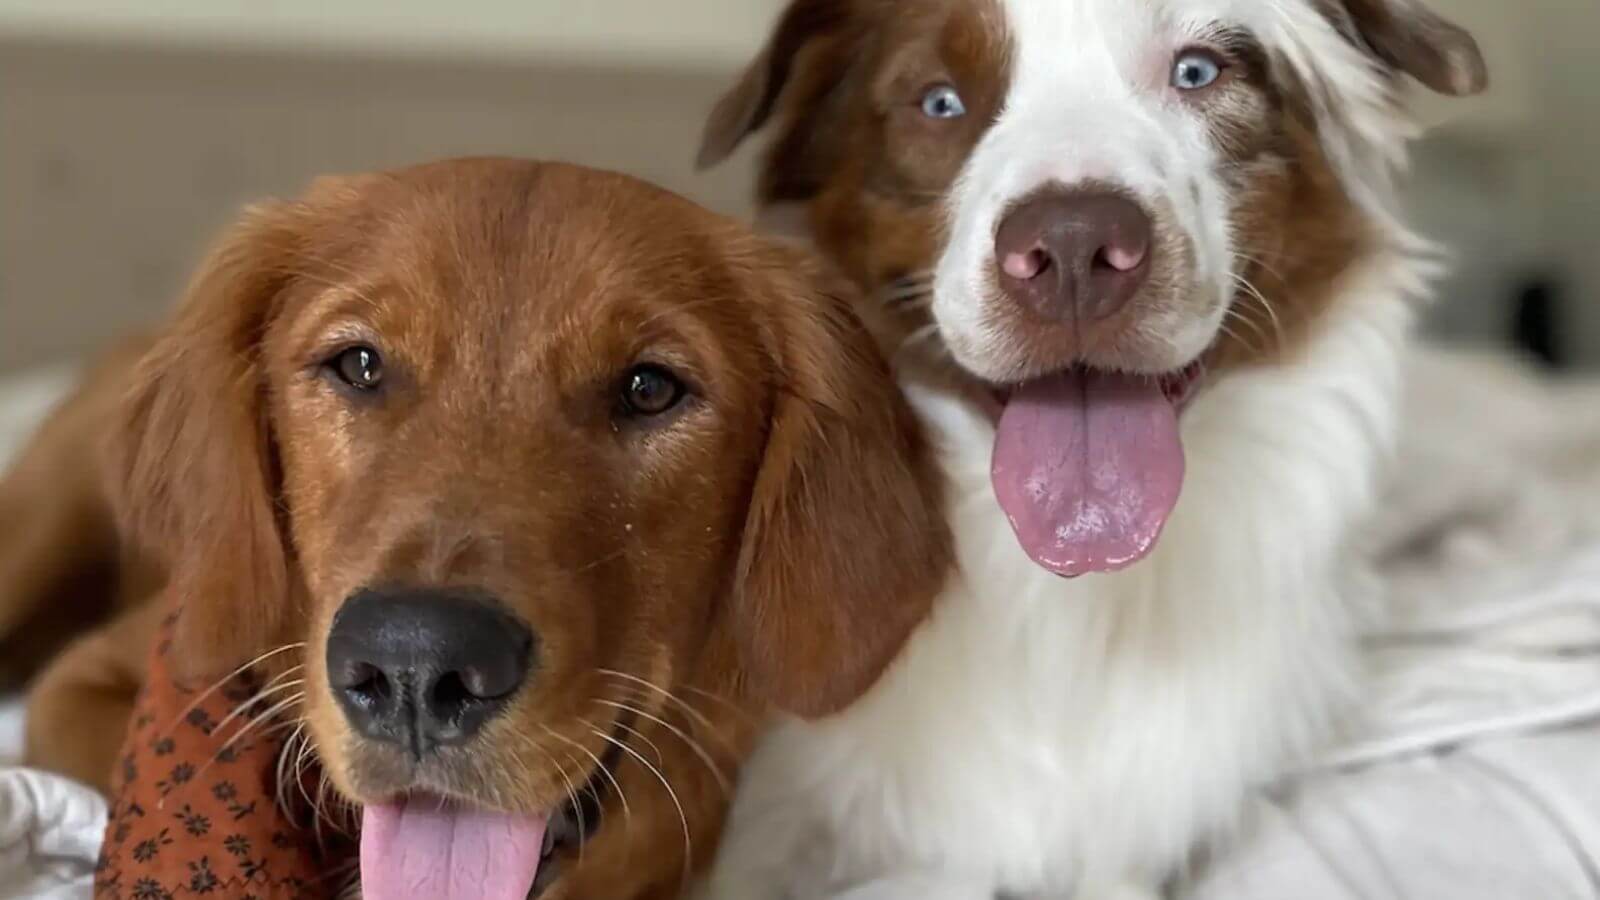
[273,162,763,398]
[356,163,709,286]
[310,164,726,326]
[994,0,1294,34]
[994,0,1282,68]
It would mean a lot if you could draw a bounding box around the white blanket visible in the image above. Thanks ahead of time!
[0,347,1597,899]
[0,769,105,900]
[1192,347,1600,899]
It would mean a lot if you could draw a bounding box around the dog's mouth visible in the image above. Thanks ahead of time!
[357,720,624,900]
[988,361,1205,578]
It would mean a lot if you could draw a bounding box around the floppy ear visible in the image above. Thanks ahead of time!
[109,202,303,684]
[1328,0,1487,96]
[696,0,866,200]
[733,256,950,718]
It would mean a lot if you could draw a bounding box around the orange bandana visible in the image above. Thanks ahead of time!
[96,613,355,899]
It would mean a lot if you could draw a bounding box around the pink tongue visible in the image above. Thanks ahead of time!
[360,798,546,900]
[991,370,1185,577]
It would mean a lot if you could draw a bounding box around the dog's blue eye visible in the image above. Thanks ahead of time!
[920,84,966,119]
[1172,50,1225,91]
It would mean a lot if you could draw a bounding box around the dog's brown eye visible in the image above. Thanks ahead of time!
[330,345,384,391]
[620,365,685,417]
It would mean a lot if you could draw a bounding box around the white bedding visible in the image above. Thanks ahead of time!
[0,348,1597,899]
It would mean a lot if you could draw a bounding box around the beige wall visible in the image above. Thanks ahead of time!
[1522,0,1600,366]
[0,40,765,373]
[0,0,785,67]
[0,2,787,373]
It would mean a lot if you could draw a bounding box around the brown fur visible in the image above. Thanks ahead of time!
[701,0,1010,378]
[0,338,167,789]
[0,338,159,692]
[700,0,1485,379]
[2,159,950,899]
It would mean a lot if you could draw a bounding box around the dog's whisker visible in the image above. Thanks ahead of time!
[1216,322,1256,357]
[547,720,633,835]
[1232,250,1288,285]
[161,642,305,738]
[572,548,628,576]
[213,676,305,734]
[596,698,730,795]
[536,730,589,866]
[311,769,330,850]
[311,766,353,845]
[274,722,308,820]
[261,663,306,688]
[1224,283,1270,348]
[597,669,726,747]
[591,701,667,767]
[1229,273,1286,352]
[192,692,305,783]
[589,725,693,889]
[683,685,761,727]
[1220,308,1269,357]
[292,727,321,819]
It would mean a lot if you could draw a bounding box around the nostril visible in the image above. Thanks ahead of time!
[1002,247,1050,281]
[430,670,473,713]
[1095,242,1147,274]
[342,662,393,708]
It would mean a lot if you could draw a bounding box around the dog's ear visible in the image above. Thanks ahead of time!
[697,0,867,201]
[1328,0,1487,96]
[733,253,950,718]
[108,201,304,684]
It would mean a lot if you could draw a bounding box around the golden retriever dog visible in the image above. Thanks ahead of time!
[0,158,950,899]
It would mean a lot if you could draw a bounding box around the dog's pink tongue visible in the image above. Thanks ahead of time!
[992,370,1184,577]
[360,798,546,900]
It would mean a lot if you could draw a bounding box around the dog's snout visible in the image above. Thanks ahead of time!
[994,188,1152,323]
[326,587,534,755]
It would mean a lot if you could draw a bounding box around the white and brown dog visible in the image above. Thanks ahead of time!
[697,0,1487,897]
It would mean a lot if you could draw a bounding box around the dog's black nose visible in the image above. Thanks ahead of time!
[326,588,534,756]
[994,187,1153,323]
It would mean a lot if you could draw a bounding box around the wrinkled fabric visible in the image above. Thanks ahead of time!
[0,768,106,900]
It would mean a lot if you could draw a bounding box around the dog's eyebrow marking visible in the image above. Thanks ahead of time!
[1208,25,1270,81]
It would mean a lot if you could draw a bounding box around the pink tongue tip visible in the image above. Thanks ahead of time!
[991,369,1185,577]
[360,797,547,900]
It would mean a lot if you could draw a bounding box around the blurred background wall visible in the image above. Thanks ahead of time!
[1,0,1595,374]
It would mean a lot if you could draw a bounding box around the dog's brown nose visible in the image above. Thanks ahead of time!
[994,188,1152,322]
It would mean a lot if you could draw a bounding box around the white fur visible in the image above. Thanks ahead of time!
[707,1,1436,897]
